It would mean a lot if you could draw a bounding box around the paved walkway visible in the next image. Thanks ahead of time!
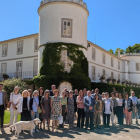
[1,120,140,140]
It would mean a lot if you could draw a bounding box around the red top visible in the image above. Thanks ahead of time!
[77,96,85,109]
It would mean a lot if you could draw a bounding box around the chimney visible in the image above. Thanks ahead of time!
[118,50,120,57]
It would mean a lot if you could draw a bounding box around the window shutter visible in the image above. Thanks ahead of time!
[92,66,95,81]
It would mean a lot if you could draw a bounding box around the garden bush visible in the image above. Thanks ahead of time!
[2,78,27,100]
[91,82,140,97]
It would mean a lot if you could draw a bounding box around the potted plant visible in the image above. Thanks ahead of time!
[125,80,129,86]
[117,79,121,84]
[106,76,112,84]
[2,74,9,80]
[112,78,117,84]
[99,75,106,83]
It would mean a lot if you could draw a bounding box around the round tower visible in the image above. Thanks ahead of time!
[38,0,89,69]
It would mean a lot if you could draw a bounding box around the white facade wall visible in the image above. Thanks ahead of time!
[87,42,121,82]
[0,34,38,81]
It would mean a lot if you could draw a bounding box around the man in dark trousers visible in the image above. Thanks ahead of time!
[84,90,95,130]
[0,83,7,132]
[49,85,56,97]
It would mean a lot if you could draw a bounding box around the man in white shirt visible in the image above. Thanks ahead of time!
[129,91,138,124]
[0,83,7,132]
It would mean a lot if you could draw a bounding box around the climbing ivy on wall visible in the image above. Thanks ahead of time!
[33,42,91,90]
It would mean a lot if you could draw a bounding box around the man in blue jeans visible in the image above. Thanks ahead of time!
[84,90,95,130]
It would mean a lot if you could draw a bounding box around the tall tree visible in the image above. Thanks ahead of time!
[125,44,140,53]
[108,49,114,54]
[115,48,125,56]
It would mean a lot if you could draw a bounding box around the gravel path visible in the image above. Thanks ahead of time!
[1,120,140,140]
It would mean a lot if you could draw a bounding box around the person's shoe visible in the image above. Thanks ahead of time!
[90,128,94,130]
[10,128,12,132]
[136,121,138,125]
[97,125,101,129]
[1,128,4,132]
[36,129,40,132]
[46,123,48,127]
[33,129,35,133]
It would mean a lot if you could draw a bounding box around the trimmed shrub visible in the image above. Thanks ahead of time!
[91,82,140,97]
[2,78,27,100]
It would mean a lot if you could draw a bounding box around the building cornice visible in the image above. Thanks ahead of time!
[88,61,121,73]
[88,40,121,60]
[0,55,38,62]
[0,33,39,44]
[38,1,89,16]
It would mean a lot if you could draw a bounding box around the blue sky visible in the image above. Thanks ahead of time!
[0,0,140,51]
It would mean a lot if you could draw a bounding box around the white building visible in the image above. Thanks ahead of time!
[0,0,139,86]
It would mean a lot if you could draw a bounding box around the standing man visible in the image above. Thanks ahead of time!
[74,89,79,114]
[50,85,56,97]
[83,88,87,96]
[84,90,95,130]
[130,91,138,124]
[92,88,102,100]
[0,83,7,131]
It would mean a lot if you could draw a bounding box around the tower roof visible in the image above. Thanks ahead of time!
[40,0,87,9]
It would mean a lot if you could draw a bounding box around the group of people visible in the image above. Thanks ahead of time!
[0,83,140,133]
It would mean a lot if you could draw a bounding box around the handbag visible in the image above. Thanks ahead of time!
[33,98,42,114]
[59,115,63,124]
[128,107,133,112]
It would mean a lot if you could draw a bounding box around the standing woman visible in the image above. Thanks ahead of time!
[77,90,85,128]
[117,93,124,125]
[123,92,133,126]
[9,86,21,132]
[18,90,30,121]
[30,90,40,132]
[51,89,61,132]
[94,94,102,129]
[60,90,67,128]
[67,90,75,128]
[136,95,140,121]
[41,90,51,130]
[110,92,117,126]
[39,87,44,129]
[103,92,112,128]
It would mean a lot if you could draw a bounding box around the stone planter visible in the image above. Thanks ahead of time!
[130,84,133,87]
[133,85,135,87]
[117,82,121,85]
[100,79,106,83]
[107,80,112,84]
[122,82,126,86]
[136,85,138,88]
[113,81,117,84]
[126,84,129,86]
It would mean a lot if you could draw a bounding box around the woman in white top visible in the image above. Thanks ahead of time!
[117,93,124,125]
[9,86,21,132]
[18,90,30,121]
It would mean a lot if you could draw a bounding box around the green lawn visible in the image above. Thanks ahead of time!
[4,110,21,124]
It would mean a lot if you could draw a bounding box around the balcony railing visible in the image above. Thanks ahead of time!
[0,71,38,81]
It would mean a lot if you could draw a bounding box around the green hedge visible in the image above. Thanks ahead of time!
[91,82,140,97]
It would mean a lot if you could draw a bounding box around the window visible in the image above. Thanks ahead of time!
[61,18,72,38]
[92,48,96,60]
[102,69,105,76]
[17,41,23,54]
[102,53,106,64]
[118,60,120,70]
[2,44,8,57]
[1,63,7,76]
[118,73,120,80]
[33,59,38,76]
[61,50,73,72]
[34,38,38,51]
[92,66,95,81]
[111,71,114,78]
[111,57,113,67]
[136,63,140,71]
[16,61,22,78]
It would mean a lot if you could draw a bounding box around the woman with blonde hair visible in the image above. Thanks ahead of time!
[50,89,61,132]
[18,90,30,121]
[9,86,21,132]
[41,90,51,130]
[77,90,85,128]
[30,90,40,132]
